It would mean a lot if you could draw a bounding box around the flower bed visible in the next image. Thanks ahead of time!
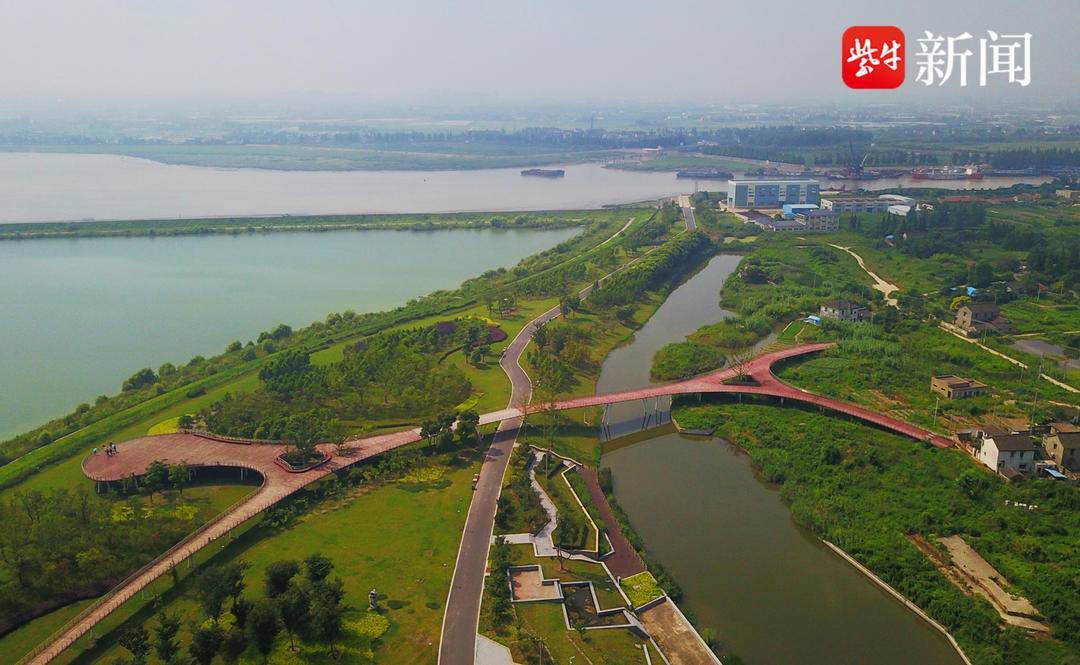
[273,450,332,473]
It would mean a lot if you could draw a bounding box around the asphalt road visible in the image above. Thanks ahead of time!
[437,301,562,665]
[678,194,696,231]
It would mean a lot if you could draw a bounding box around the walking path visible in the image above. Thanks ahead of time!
[574,466,645,578]
[828,244,900,307]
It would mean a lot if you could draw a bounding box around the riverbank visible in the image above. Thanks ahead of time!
[0,208,611,241]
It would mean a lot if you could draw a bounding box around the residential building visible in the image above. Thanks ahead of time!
[1045,432,1080,471]
[978,433,1037,475]
[820,198,890,213]
[819,299,868,321]
[727,179,820,208]
[1056,188,1080,200]
[955,303,1015,336]
[931,375,989,399]
[887,204,912,216]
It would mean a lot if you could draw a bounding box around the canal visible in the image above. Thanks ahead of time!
[597,254,964,665]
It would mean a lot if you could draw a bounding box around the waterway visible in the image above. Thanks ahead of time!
[0,152,1052,224]
[597,254,964,665]
[0,153,691,224]
[0,226,577,440]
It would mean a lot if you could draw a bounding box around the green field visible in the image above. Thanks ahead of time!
[51,458,479,665]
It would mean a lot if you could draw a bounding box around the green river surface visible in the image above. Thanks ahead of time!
[598,255,964,665]
[0,227,577,440]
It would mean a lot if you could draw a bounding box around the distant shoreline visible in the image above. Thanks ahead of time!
[0,208,647,242]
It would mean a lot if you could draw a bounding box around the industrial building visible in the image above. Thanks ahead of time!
[796,209,840,231]
[782,203,819,219]
[820,198,890,213]
[727,179,820,208]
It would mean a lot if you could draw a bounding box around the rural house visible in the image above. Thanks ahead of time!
[955,303,1015,336]
[819,299,869,322]
[931,375,989,399]
[1045,431,1080,472]
[978,433,1037,476]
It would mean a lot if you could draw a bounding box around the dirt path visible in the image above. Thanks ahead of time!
[828,244,900,307]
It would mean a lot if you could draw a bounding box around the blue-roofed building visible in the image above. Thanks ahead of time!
[782,203,819,219]
[727,179,820,209]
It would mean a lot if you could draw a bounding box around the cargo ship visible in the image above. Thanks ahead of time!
[675,169,734,179]
[911,166,984,181]
[520,168,565,178]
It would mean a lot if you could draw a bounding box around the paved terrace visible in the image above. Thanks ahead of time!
[37,342,948,665]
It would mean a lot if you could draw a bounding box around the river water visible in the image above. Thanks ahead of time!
[0,226,577,440]
[597,255,963,665]
[0,153,693,224]
[0,152,1052,224]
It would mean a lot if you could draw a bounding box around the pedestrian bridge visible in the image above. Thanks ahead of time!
[41,342,947,665]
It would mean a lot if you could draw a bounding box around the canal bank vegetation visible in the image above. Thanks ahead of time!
[0,208,619,242]
[670,400,1080,665]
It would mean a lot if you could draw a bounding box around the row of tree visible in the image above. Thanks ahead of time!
[113,553,356,664]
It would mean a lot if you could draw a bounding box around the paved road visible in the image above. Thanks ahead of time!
[678,195,696,231]
[437,299,562,665]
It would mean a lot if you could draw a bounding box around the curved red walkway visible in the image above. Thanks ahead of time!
[33,342,949,665]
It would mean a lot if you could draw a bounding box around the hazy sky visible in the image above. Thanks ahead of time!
[1,0,1076,107]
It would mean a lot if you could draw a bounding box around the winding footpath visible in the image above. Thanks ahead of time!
[828,243,900,307]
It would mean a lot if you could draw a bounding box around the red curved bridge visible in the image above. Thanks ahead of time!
[39,342,947,665]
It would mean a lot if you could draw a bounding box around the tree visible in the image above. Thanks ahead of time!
[122,367,157,392]
[219,628,248,664]
[309,577,348,656]
[231,594,253,629]
[265,559,300,598]
[247,600,281,663]
[283,412,324,463]
[118,625,151,665]
[188,623,225,665]
[153,612,181,664]
[168,461,190,497]
[457,410,481,447]
[143,460,170,503]
[533,324,549,349]
[194,562,248,623]
[304,552,334,584]
[177,413,195,430]
[277,584,311,651]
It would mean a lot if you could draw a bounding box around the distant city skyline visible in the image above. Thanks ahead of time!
[0,0,1076,109]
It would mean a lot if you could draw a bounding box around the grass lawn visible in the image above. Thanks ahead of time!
[56,460,479,665]
[620,571,664,608]
[480,544,660,665]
